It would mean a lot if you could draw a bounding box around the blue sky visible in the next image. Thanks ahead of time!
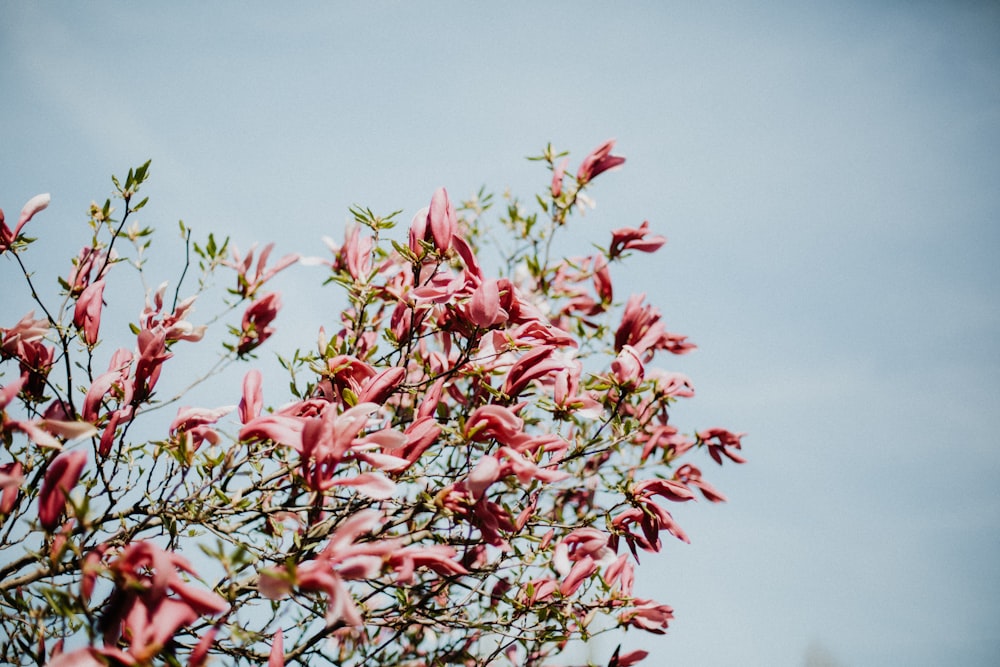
[2,3,999,665]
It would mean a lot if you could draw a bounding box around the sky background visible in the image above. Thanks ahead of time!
[2,2,999,666]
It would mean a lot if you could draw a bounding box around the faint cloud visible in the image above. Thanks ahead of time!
[804,641,845,667]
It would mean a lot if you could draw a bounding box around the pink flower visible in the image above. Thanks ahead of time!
[610,648,649,667]
[357,366,406,404]
[697,427,747,465]
[169,404,234,457]
[559,556,598,596]
[135,328,171,400]
[82,349,133,423]
[15,338,54,400]
[521,577,558,605]
[43,648,106,667]
[260,510,386,627]
[409,187,457,256]
[502,345,565,398]
[80,544,107,602]
[320,225,375,282]
[603,554,635,595]
[38,449,87,531]
[395,416,442,468]
[0,461,23,514]
[269,629,284,667]
[73,279,105,346]
[0,376,25,411]
[101,542,228,660]
[237,292,282,355]
[552,367,603,419]
[576,140,625,185]
[239,369,263,423]
[226,242,299,298]
[608,221,666,259]
[329,472,396,500]
[611,345,645,389]
[467,455,502,499]
[551,157,568,198]
[467,279,508,329]
[140,282,207,343]
[1,311,49,358]
[188,626,218,667]
[498,446,570,487]
[675,464,727,502]
[558,527,614,564]
[615,294,696,358]
[464,404,524,443]
[647,369,695,398]
[66,246,113,295]
[388,544,468,584]
[620,598,674,634]
[592,254,613,304]
[0,193,50,252]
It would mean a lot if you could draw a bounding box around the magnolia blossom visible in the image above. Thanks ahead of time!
[698,427,748,465]
[0,461,23,514]
[141,282,207,342]
[551,157,568,198]
[169,404,234,457]
[226,242,299,298]
[620,599,674,634]
[0,193,50,252]
[608,221,667,259]
[576,140,625,185]
[38,449,87,531]
[237,292,282,355]
[611,345,645,389]
[238,369,263,423]
[4,148,744,666]
[260,509,384,626]
[99,542,229,662]
[73,279,105,346]
[0,311,49,358]
[409,187,457,256]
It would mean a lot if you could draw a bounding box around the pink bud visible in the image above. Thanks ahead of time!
[73,279,105,346]
[468,279,507,328]
[268,629,284,667]
[551,158,568,198]
[1,193,50,252]
[428,187,456,253]
[0,461,23,514]
[239,369,263,423]
[611,345,644,388]
[38,449,87,531]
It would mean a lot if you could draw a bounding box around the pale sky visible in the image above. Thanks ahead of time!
[2,3,999,666]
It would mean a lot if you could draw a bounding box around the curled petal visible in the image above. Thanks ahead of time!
[18,194,51,229]
[38,420,99,440]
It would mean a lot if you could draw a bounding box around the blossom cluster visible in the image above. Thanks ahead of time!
[0,143,744,666]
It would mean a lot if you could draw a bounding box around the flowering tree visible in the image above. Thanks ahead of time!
[0,141,745,667]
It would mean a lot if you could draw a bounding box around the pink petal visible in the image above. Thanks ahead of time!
[331,472,396,500]
[17,193,50,230]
